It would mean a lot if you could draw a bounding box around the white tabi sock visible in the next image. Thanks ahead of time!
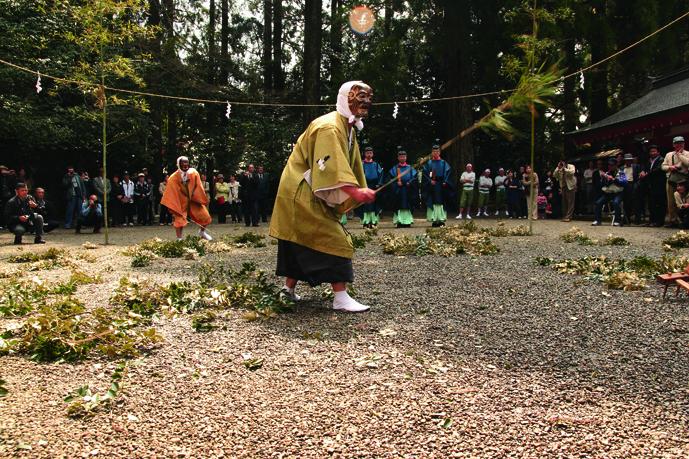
[198,228,213,241]
[281,285,301,301]
[332,290,370,313]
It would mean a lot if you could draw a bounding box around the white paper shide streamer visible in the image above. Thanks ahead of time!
[35,72,42,94]
[225,102,232,119]
[392,102,399,119]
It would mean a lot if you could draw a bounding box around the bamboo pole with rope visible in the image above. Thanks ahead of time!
[528,0,538,235]
[99,0,110,245]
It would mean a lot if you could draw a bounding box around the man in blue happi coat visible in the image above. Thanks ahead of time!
[422,140,454,227]
[389,147,418,228]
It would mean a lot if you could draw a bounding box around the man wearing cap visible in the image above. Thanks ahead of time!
[4,182,45,244]
[161,156,213,241]
[476,169,493,217]
[270,81,375,313]
[592,158,627,226]
[493,168,507,217]
[554,160,577,222]
[639,145,666,227]
[621,153,642,224]
[360,146,384,228]
[389,147,418,228]
[134,172,152,225]
[456,163,475,220]
[121,172,135,226]
[662,136,689,226]
[423,140,453,227]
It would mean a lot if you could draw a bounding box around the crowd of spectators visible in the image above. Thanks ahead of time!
[3,136,689,244]
[0,163,274,244]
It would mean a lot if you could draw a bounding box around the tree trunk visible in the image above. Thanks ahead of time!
[303,0,322,123]
[329,0,342,94]
[208,0,216,83]
[588,0,610,123]
[263,0,273,96]
[273,0,284,96]
[562,37,577,157]
[384,0,392,36]
[147,0,164,178]
[220,0,229,86]
[442,0,474,178]
[162,0,177,161]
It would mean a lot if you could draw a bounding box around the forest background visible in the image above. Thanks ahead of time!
[2,0,689,190]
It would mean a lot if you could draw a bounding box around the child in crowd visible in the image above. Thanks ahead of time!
[537,191,548,219]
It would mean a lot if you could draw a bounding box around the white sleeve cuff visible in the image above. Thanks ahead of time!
[304,169,356,207]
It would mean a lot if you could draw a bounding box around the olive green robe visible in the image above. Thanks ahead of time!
[269,111,366,259]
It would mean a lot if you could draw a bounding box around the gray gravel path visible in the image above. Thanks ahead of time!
[0,219,688,458]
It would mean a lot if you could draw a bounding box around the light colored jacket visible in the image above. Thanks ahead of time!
[674,191,689,209]
[554,164,577,191]
[662,150,689,177]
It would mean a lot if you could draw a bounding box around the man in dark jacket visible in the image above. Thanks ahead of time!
[134,172,151,225]
[0,165,16,229]
[33,187,59,233]
[4,182,45,244]
[621,153,642,224]
[639,145,667,227]
[239,164,260,227]
[62,166,86,229]
[257,165,271,223]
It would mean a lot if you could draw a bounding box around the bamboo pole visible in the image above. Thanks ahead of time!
[528,0,538,235]
[101,82,109,245]
[99,0,110,245]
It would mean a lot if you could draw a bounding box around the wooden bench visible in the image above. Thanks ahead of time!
[656,267,689,299]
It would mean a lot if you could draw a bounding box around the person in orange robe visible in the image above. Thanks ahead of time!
[161,156,213,241]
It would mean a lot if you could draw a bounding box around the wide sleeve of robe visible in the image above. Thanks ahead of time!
[310,126,360,207]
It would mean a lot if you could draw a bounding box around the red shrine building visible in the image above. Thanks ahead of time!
[567,67,689,164]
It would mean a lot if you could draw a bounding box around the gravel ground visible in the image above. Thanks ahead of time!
[0,218,688,458]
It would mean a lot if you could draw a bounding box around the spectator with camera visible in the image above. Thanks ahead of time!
[4,182,45,244]
[75,194,103,234]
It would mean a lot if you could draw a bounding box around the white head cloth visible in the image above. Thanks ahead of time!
[177,156,194,182]
[336,81,368,131]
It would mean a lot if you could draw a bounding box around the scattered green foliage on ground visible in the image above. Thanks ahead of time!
[1,294,162,362]
[379,222,533,257]
[112,262,292,330]
[352,228,378,249]
[663,231,689,249]
[560,227,630,246]
[223,232,267,248]
[64,362,126,418]
[137,236,207,258]
[536,255,689,291]
[69,270,103,285]
[191,311,217,332]
[8,248,65,263]
[127,235,243,267]
[482,222,531,237]
[381,226,499,257]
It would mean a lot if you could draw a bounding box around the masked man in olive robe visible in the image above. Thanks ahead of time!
[269,81,376,313]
